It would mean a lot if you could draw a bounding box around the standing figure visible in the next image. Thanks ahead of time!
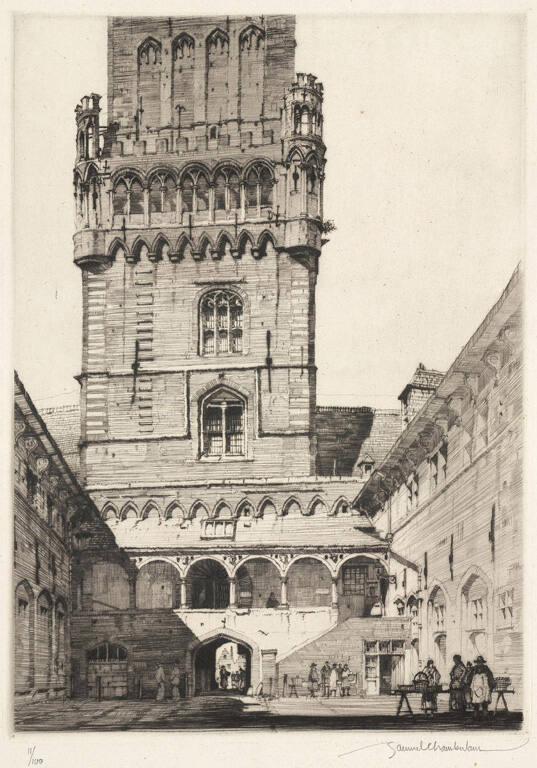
[341,663,352,696]
[307,662,319,698]
[420,659,440,717]
[336,663,344,697]
[219,665,230,690]
[266,591,279,608]
[329,663,338,697]
[467,656,495,719]
[155,663,166,701]
[464,661,473,709]
[448,654,467,712]
[238,666,246,694]
[320,661,331,698]
[170,662,181,700]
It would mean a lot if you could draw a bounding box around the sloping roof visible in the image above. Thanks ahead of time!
[40,404,81,478]
[398,365,445,401]
[352,409,401,472]
[356,263,522,514]
[315,406,401,476]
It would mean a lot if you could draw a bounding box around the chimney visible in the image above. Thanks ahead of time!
[398,363,444,429]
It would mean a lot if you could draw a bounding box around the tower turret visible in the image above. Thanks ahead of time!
[281,73,325,254]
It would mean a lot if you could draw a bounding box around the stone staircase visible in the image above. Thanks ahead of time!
[276,616,410,697]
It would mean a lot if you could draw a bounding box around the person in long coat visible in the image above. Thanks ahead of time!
[329,663,338,697]
[320,661,331,697]
[467,656,495,719]
[421,659,440,716]
[449,654,467,712]
[341,664,352,696]
[219,665,230,690]
[155,664,166,701]
[307,662,319,697]
[170,662,181,700]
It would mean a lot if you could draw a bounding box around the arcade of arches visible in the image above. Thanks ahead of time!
[80,555,390,616]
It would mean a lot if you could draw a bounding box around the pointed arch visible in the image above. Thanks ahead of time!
[213,500,232,519]
[206,28,229,54]
[189,500,209,520]
[235,498,254,518]
[256,496,277,518]
[238,230,254,258]
[215,230,233,259]
[120,501,139,521]
[281,496,302,517]
[164,501,186,520]
[151,233,171,260]
[306,496,327,516]
[239,24,265,51]
[175,233,193,260]
[329,496,351,517]
[141,500,161,520]
[131,236,150,261]
[256,229,277,258]
[138,36,162,65]
[173,32,194,60]
[101,502,118,521]
[287,147,304,164]
[196,231,214,254]
[83,162,100,183]
[108,238,127,260]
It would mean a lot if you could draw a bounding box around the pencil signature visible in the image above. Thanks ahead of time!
[339,738,529,759]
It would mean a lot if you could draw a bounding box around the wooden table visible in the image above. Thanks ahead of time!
[393,687,449,716]
[493,688,515,714]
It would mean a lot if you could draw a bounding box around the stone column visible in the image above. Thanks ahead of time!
[331,578,339,609]
[229,578,237,608]
[128,575,136,610]
[180,578,187,609]
[280,577,288,609]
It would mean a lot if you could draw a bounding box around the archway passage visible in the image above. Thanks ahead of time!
[235,558,281,609]
[189,559,229,609]
[194,637,251,696]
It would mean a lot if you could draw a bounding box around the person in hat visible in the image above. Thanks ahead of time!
[467,656,495,719]
[421,659,440,717]
[449,654,467,712]
[307,662,319,698]
[170,661,181,700]
[320,661,331,698]
[329,662,338,697]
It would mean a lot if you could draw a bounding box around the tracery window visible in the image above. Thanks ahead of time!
[112,176,144,217]
[214,168,241,212]
[202,388,245,458]
[149,173,176,214]
[245,165,273,213]
[200,290,243,356]
[181,170,209,214]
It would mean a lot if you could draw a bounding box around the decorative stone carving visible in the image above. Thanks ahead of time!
[14,420,26,442]
[273,553,292,570]
[59,489,69,503]
[48,475,60,490]
[23,437,38,455]
[36,457,50,477]
[176,555,194,569]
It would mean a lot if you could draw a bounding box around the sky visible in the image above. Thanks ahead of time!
[13,13,523,410]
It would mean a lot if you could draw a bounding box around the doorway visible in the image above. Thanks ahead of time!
[194,636,251,695]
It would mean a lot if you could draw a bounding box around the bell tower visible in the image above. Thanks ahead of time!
[73,16,326,497]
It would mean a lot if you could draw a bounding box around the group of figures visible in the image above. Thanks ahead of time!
[417,654,496,719]
[307,661,354,698]
[218,665,247,693]
[154,663,182,701]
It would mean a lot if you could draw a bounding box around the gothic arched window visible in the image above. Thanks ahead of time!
[181,169,209,215]
[214,168,241,213]
[202,388,245,457]
[200,290,243,356]
[112,175,144,218]
[245,165,273,213]
[149,173,176,213]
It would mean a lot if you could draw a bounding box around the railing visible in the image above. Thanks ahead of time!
[200,518,236,539]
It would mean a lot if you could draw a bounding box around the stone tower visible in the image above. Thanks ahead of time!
[73,16,326,491]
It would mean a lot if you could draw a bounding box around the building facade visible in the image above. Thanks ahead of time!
[356,266,523,705]
[70,15,405,699]
[14,374,100,700]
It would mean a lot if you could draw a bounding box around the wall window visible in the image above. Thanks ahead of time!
[342,566,366,595]
[112,176,144,217]
[149,173,176,213]
[498,588,514,628]
[202,388,245,457]
[214,168,241,213]
[245,165,273,212]
[200,290,243,356]
[181,170,209,215]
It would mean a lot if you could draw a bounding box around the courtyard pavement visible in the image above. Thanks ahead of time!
[14,694,523,731]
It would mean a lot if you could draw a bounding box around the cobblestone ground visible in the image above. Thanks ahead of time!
[14,695,523,731]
